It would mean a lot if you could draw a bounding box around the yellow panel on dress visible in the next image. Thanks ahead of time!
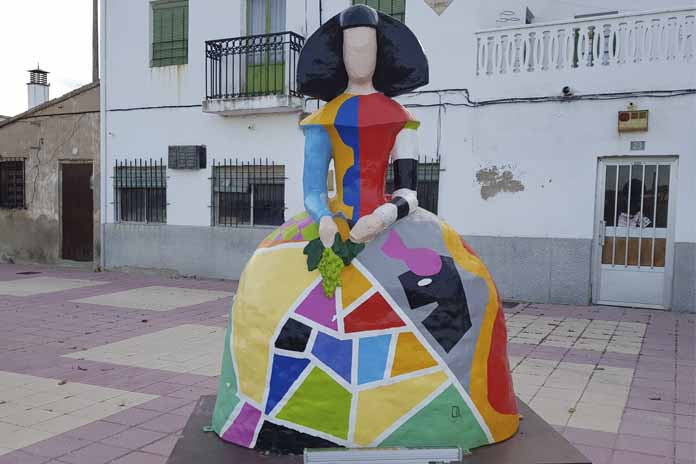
[340,264,373,310]
[232,247,318,405]
[390,332,438,377]
[354,370,448,446]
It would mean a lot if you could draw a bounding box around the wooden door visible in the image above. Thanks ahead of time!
[62,164,94,261]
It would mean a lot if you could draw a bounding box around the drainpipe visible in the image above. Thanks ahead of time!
[99,0,107,271]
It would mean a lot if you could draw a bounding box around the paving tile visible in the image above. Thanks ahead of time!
[63,325,224,375]
[0,450,50,464]
[619,420,674,440]
[615,434,674,457]
[103,408,165,427]
[101,428,167,450]
[140,434,180,456]
[610,449,672,464]
[563,426,617,448]
[21,435,91,459]
[138,413,188,434]
[676,414,696,430]
[574,444,613,464]
[71,286,231,311]
[111,451,168,464]
[64,420,130,441]
[677,442,696,461]
[137,396,193,414]
[676,428,696,444]
[60,442,130,464]
[0,277,106,297]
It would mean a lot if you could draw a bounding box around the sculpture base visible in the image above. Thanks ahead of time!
[166,396,590,464]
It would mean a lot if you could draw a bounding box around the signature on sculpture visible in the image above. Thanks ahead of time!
[210,4,519,455]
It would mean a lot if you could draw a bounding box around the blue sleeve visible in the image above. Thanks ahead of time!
[302,125,333,223]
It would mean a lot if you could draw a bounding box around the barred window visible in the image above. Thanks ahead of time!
[352,0,405,22]
[151,0,189,67]
[114,160,167,223]
[386,156,440,214]
[212,160,285,227]
[0,159,25,209]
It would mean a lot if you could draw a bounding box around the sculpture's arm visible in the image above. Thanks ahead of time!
[302,125,332,223]
[303,125,338,247]
[374,125,419,226]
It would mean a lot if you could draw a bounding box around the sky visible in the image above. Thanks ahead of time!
[0,0,94,117]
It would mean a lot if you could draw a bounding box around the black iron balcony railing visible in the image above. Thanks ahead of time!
[205,31,304,100]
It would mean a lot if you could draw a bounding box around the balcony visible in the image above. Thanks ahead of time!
[474,8,695,99]
[203,31,305,116]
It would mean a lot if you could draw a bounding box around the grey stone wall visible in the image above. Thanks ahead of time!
[673,242,696,313]
[104,223,271,280]
[462,235,593,305]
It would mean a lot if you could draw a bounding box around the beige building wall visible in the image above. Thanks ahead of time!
[0,83,100,264]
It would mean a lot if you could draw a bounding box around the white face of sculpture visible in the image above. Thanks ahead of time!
[343,26,377,88]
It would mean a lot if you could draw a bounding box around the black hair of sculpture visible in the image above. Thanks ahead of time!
[297,4,429,102]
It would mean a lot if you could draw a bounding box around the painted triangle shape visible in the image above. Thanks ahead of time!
[344,292,405,333]
[390,332,438,377]
[295,282,338,330]
[265,354,310,414]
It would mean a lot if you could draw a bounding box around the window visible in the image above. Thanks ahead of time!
[386,156,440,214]
[151,0,188,67]
[212,160,285,226]
[114,161,167,223]
[0,159,25,209]
[353,0,405,22]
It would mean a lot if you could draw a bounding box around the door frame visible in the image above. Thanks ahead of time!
[591,155,679,310]
[59,160,96,262]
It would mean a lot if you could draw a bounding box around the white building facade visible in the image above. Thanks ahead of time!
[100,0,696,312]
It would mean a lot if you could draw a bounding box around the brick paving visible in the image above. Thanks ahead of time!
[0,263,693,464]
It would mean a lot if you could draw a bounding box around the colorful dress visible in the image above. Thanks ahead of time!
[212,93,519,453]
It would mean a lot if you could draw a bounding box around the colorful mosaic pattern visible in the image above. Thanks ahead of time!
[212,210,519,453]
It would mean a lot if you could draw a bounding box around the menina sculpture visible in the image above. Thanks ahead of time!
[211,4,519,454]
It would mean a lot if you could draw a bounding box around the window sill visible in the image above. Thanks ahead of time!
[212,224,279,229]
[115,221,167,226]
[202,94,304,116]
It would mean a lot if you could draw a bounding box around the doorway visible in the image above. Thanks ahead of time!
[61,163,94,262]
[593,157,677,309]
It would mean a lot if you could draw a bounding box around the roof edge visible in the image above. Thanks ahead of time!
[0,80,100,129]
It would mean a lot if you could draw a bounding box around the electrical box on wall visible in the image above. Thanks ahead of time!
[168,145,207,169]
[618,110,649,133]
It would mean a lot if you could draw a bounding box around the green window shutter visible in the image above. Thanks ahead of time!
[151,0,188,67]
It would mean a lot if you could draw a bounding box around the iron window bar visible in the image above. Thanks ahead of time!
[205,31,305,100]
[0,157,26,209]
[386,155,442,214]
[210,157,286,228]
[113,158,168,224]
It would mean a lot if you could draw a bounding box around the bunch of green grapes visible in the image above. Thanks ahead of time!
[318,247,344,297]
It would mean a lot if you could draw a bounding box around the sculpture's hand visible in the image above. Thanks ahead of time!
[349,214,386,244]
[319,216,339,248]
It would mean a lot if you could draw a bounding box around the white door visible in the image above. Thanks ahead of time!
[593,158,677,309]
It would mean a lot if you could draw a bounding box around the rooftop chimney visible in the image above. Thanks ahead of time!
[27,67,50,110]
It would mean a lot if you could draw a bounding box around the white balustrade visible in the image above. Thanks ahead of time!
[476,9,695,77]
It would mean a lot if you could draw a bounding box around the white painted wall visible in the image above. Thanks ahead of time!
[102,0,696,246]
